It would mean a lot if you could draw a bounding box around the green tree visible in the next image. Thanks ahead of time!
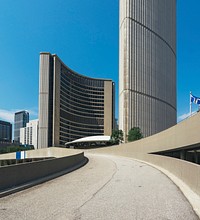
[0,145,34,154]
[110,129,124,145]
[127,127,143,142]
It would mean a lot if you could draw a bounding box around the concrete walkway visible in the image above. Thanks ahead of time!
[0,154,198,220]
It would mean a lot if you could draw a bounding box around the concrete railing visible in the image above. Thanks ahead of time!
[0,148,88,197]
[121,152,200,197]
[88,147,200,216]
[141,154,200,196]
[88,112,200,214]
[110,111,200,154]
[91,146,200,197]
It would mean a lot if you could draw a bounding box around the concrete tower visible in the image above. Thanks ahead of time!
[119,0,176,139]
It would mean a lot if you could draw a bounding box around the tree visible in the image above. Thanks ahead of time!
[0,145,34,154]
[127,127,143,142]
[110,129,124,145]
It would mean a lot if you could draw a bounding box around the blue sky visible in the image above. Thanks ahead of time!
[0,0,199,124]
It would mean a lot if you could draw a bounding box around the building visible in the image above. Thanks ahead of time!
[0,120,12,145]
[38,52,115,148]
[119,0,177,140]
[20,119,39,149]
[14,111,29,143]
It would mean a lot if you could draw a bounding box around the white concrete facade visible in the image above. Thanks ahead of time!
[20,119,39,149]
[119,0,177,140]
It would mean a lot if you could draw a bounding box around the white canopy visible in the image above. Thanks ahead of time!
[65,135,110,146]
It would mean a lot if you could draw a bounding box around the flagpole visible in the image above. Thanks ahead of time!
[190,91,192,116]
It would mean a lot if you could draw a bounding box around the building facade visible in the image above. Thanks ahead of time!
[20,119,39,149]
[0,120,12,144]
[38,52,115,148]
[119,0,177,139]
[14,111,29,143]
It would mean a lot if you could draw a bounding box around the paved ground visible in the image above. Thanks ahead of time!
[0,154,198,220]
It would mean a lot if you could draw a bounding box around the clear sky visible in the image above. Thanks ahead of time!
[0,0,199,124]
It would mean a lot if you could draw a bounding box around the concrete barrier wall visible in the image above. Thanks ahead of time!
[93,112,200,154]
[0,152,87,193]
[91,147,200,197]
[131,153,200,196]
[89,113,200,198]
[0,147,83,160]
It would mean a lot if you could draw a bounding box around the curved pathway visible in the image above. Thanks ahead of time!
[0,154,198,220]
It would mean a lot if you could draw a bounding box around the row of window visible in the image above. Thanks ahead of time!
[60,117,104,130]
[60,100,104,117]
[60,110,104,126]
[61,76,104,96]
[60,126,103,137]
[60,92,104,109]
[60,84,104,104]
[57,63,109,145]
[60,103,104,118]
[60,80,104,100]
[60,98,104,114]
[0,125,12,140]
[61,69,104,90]
[60,122,103,134]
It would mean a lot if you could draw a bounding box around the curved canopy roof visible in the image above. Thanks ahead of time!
[65,135,110,146]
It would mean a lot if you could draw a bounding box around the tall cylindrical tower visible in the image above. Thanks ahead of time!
[119,0,176,139]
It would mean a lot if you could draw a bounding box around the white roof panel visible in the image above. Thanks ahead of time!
[65,135,110,145]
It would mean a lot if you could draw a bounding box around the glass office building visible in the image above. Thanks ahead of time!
[38,52,115,148]
[14,111,29,143]
[0,120,12,144]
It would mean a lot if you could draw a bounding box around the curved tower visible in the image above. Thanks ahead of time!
[38,52,115,148]
[119,0,176,139]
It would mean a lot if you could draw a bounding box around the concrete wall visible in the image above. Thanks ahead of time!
[0,148,87,196]
[104,81,114,136]
[95,149,200,197]
[0,147,83,160]
[38,52,51,148]
[52,55,61,147]
[94,112,200,155]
